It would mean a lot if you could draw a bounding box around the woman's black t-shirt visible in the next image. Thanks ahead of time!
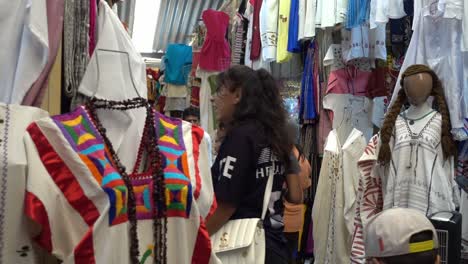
[211,121,299,259]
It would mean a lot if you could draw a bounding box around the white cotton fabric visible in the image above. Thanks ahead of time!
[315,0,348,28]
[0,0,48,104]
[298,0,316,39]
[370,0,407,28]
[341,24,387,63]
[260,0,279,62]
[463,0,468,51]
[0,104,49,264]
[323,94,374,142]
[166,84,188,98]
[196,68,220,139]
[78,1,149,170]
[312,129,366,264]
[380,113,458,215]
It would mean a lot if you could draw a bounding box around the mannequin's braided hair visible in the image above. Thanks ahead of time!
[378,64,456,165]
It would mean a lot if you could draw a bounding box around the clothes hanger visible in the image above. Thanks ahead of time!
[92,48,143,99]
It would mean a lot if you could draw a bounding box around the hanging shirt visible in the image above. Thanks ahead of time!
[462,0,468,51]
[298,0,317,40]
[300,42,318,122]
[24,107,218,264]
[287,0,301,53]
[350,135,383,264]
[245,1,272,70]
[312,129,366,264]
[370,0,407,28]
[341,24,387,63]
[346,0,371,29]
[211,121,300,261]
[196,68,220,139]
[231,2,248,65]
[260,0,279,62]
[164,44,193,85]
[323,45,373,98]
[0,0,48,104]
[391,0,468,140]
[200,9,231,72]
[323,94,374,142]
[250,0,263,60]
[276,0,293,63]
[315,0,348,28]
[0,104,49,264]
[22,0,64,107]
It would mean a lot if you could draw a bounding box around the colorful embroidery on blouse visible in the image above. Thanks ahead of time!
[53,108,128,226]
[156,114,193,218]
[140,245,154,264]
[132,178,154,219]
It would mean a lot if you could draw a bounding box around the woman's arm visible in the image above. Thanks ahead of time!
[285,173,303,204]
[206,202,237,236]
[284,148,305,204]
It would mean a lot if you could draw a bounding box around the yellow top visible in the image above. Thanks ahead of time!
[277,0,293,63]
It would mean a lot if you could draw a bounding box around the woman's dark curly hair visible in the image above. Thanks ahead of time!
[216,65,293,167]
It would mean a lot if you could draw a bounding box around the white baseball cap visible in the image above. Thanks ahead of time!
[364,207,439,258]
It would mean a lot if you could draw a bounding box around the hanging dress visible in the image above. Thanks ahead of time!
[199,9,231,72]
[312,129,366,264]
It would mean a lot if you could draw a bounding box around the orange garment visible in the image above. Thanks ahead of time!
[284,147,312,233]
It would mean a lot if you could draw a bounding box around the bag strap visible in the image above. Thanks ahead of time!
[261,164,274,220]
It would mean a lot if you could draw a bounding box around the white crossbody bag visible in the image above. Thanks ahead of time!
[211,167,274,264]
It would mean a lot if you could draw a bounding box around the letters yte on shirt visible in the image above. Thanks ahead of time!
[219,156,237,179]
[218,153,285,181]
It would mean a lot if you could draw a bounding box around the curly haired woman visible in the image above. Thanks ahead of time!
[206,65,303,264]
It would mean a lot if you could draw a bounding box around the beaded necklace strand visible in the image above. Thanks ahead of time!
[86,97,167,264]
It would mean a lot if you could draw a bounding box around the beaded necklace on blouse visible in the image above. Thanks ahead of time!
[85,97,167,264]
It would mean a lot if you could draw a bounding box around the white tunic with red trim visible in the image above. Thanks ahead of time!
[0,104,50,264]
[24,106,218,264]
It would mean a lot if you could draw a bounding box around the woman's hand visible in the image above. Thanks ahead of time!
[206,202,237,236]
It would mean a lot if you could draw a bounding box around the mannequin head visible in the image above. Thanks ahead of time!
[378,64,456,165]
[403,72,433,106]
